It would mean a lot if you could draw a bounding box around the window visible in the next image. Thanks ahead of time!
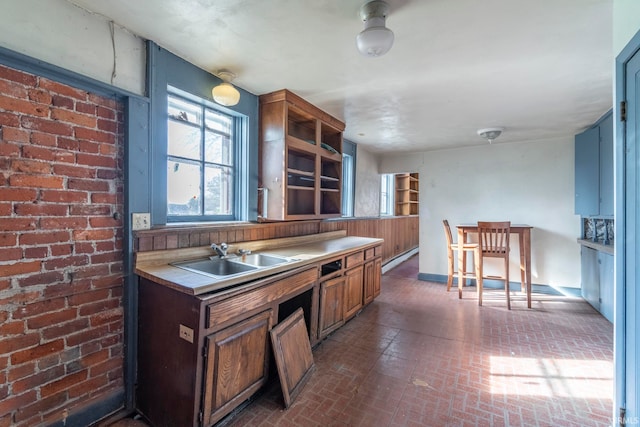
[380,174,394,215]
[166,94,240,221]
[342,153,354,217]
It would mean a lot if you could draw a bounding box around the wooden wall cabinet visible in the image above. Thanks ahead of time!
[395,173,419,216]
[259,89,345,221]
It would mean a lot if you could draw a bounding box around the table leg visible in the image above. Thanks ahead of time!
[524,228,532,308]
[518,231,525,294]
[457,228,465,299]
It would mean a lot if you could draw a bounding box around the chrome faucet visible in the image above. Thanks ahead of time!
[211,242,228,258]
[237,248,252,256]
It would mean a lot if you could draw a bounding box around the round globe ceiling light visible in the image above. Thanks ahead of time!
[356,1,394,57]
[212,70,240,106]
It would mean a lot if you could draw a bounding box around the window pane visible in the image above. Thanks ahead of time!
[168,96,201,125]
[342,154,354,217]
[167,159,201,216]
[204,165,233,215]
[205,110,233,134]
[205,131,233,166]
[168,120,202,160]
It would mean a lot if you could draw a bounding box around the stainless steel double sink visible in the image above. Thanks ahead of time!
[171,253,294,279]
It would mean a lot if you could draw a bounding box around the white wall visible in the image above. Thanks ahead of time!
[614,0,640,55]
[382,137,581,288]
[0,0,145,94]
[354,146,381,217]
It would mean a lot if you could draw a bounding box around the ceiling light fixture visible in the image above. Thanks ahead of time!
[477,127,504,144]
[356,0,394,57]
[212,70,240,106]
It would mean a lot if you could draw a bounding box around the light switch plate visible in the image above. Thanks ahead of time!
[132,213,150,231]
[179,324,194,343]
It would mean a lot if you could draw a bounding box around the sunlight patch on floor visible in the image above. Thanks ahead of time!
[489,356,613,399]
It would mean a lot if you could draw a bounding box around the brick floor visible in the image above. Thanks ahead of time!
[224,255,613,427]
[116,255,614,427]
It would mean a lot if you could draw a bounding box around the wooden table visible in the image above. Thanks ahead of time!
[457,224,533,308]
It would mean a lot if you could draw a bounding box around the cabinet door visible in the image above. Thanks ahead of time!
[344,266,364,320]
[575,126,600,216]
[363,261,375,305]
[318,276,345,339]
[599,252,614,323]
[599,113,614,216]
[581,247,600,311]
[202,310,272,426]
[373,258,382,298]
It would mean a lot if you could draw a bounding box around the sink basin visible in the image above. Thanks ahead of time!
[231,253,290,267]
[172,258,258,278]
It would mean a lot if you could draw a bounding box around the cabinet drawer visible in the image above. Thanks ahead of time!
[207,267,317,330]
[374,245,381,257]
[345,251,364,268]
[365,248,375,260]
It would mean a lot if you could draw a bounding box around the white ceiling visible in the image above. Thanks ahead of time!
[68,0,613,153]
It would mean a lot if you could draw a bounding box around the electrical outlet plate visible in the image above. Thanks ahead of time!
[179,324,194,343]
[132,213,151,231]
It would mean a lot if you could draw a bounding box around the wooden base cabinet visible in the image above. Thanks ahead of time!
[318,276,345,339]
[364,257,382,304]
[344,266,364,320]
[202,310,272,426]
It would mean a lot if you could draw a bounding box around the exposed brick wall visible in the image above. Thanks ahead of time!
[0,64,124,426]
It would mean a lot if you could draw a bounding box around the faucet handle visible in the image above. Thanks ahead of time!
[220,243,228,251]
[237,248,251,256]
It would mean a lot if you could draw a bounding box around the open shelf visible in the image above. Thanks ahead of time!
[395,173,419,216]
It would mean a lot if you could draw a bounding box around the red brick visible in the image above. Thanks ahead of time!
[68,290,110,307]
[76,152,116,168]
[0,79,28,98]
[39,78,87,99]
[0,111,20,127]
[99,143,118,156]
[67,375,108,399]
[71,265,109,279]
[0,333,40,355]
[17,272,66,290]
[0,233,18,246]
[0,320,25,336]
[23,246,49,259]
[41,370,88,398]
[78,299,120,317]
[51,108,97,128]
[91,308,122,327]
[19,231,70,246]
[51,94,73,109]
[90,95,118,109]
[11,159,51,174]
[11,339,64,365]
[66,325,109,347]
[43,255,89,271]
[30,131,56,147]
[0,142,20,157]
[27,308,77,330]
[0,203,10,216]
[96,169,118,180]
[11,365,65,394]
[74,127,115,144]
[89,357,122,378]
[13,390,66,422]
[56,137,78,151]
[36,353,60,371]
[22,145,74,163]
[0,95,48,117]
[12,298,65,320]
[9,174,64,189]
[0,65,37,86]
[97,118,117,133]
[40,217,88,230]
[73,229,113,241]
[88,217,120,228]
[40,190,88,203]
[0,390,37,419]
[74,242,95,254]
[78,139,101,153]
[42,318,89,341]
[0,188,37,202]
[14,203,68,216]
[50,244,73,256]
[75,102,96,114]
[52,163,95,178]
[20,116,73,136]
[80,349,109,368]
[28,88,52,105]
[68,178,109,192]
[95,241,116,252]
[0,261,40,277]
[69,205,110,216]
[90,252,122,265]
[0,290,39,306]
[0,247,22,261]
[0,218,38,231]
[91,193,118,204]
[42,281,91,299]
[2,126,30,143]
[7,362,35,382]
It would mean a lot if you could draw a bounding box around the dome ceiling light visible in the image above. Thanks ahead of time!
[477,128,504,144]
[356,0,394,57]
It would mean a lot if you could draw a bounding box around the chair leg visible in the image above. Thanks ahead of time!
[446,250,454,292]
[474,249,482,306]
[505,256,511,310]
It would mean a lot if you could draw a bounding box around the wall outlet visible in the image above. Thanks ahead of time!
[132,213,151,231]
[179,324,194,343]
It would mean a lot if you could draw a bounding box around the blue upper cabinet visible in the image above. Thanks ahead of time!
[575,126,600,216]
[598,113,614,217]
[574,110,613,217]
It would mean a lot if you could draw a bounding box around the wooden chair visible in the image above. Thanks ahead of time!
[477,221,511,309]
[442,220,481,299]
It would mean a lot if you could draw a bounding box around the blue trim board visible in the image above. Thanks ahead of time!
[417,273,582,298]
